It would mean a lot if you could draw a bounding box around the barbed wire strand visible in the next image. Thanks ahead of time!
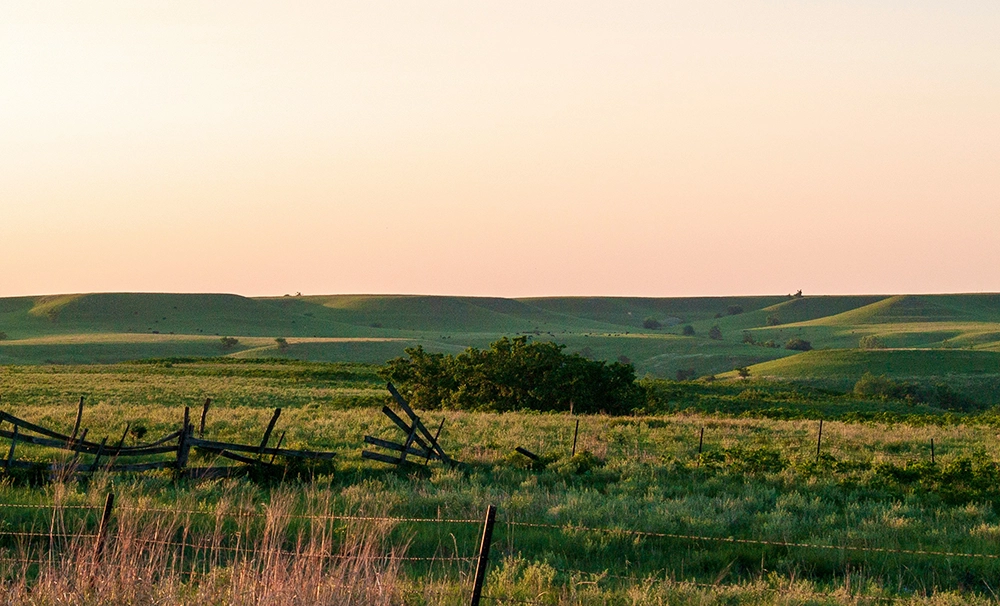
[503,521,1000,560]
[551,566,904,603]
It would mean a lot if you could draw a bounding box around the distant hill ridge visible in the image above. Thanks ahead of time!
[3,292,1000,380]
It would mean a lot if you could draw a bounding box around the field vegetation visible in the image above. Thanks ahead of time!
[4,292,1000,385]
[5,292,1000,602]
[3,359,1000,603]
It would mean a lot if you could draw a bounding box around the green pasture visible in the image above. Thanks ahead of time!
[4,361,1000,603]
[4,292,1000,381]
[739,349,1000,404]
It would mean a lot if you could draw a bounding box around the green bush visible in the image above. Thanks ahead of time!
[220,336,239,349]
[853,372,976,411]
[380,337,644,414]
[642,317,662,330]
[681,325,695,336]
[708,325,722,340]
[859,334,886,349]
[784,338,812,351]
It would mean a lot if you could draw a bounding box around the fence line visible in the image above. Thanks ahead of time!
[2,506,997,562]
[127,536,479,562]
[547,567,905,603]
[0,530,99,540]
[503,520,1000,560]
[0,503,98,510]
[1,501,998,603]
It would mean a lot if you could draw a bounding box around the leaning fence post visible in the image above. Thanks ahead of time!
[469,504,497,606]
[94,492,115,560]
[571,419,580,457]
[199,398,212,437]
[177,407,191,470]
[815,419,823,462]
[5,425,18,471]
[71,396,84,445]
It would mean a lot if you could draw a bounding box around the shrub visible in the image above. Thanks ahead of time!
[853,372,976,411]
[736,366,751,380]
[129,424,148,442]
[859,335,887,350]
[220,336,239,349]
[741,331,755,345]
[765,315,781,326]
[380,336,645,414]
[275,337,290,352]
[708,325,723,340]
[0,331,8,341]
[726,305,744,315]
[681,325,695,336]
[784,338,812,351]
[642,317,661,330]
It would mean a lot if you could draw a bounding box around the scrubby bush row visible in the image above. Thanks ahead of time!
[854,372,974,411]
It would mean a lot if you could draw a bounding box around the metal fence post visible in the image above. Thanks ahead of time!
[470,504,497,606]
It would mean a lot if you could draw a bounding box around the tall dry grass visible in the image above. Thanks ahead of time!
[0,485,406,606]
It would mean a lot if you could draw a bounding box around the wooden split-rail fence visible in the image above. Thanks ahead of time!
[362,383,455,468]
[0,396,335,479]
[0,383,457,478]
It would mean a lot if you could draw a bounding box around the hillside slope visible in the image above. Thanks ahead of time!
[3,293,1000,381]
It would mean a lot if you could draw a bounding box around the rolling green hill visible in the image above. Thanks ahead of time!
[3,292,1000,386]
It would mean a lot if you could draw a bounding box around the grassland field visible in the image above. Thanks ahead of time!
[4,292,1000,603]
[4,292,1000,386]
[3,359,1000,603]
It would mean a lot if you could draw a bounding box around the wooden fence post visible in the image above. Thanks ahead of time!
[94,492,115,560]
[470,504,497,606]
[425,419,446,466]
[177,407,191,470]
[930,438,935,464]
[200,398,212,437]
[815,419,823,462]
[571,419,580,457]
[5,425,17,471]
[258,408,282,453]
[71,396,84,445]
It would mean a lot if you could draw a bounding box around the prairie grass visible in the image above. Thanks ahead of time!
[4,362,1000,603]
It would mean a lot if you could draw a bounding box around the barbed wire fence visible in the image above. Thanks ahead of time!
[2,497,998,605]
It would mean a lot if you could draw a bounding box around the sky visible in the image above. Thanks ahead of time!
[2,1,999,298]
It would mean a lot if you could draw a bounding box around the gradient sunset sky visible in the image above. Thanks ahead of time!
[3,2,998,298]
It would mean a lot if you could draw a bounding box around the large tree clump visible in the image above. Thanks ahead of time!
[380,336,643,414]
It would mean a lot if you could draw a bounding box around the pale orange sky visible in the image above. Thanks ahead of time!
[2,2,999,298]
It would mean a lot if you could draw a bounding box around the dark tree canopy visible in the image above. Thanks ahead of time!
[785,338,812,351]
[380,336,643,414]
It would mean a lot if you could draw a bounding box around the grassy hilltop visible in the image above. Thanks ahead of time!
[2,292,1000,401]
